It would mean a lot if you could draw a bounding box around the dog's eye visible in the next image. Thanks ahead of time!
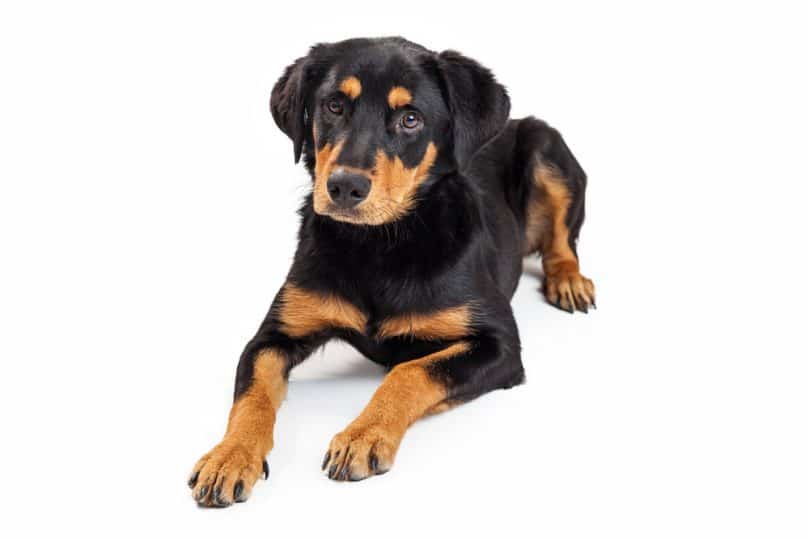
[401,111,422,131]
[326,98,344,115]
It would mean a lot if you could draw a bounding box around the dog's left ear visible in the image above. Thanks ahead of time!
[438,50,511,170]
[270,55,311,164]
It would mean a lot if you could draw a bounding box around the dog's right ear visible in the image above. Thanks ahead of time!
[270,55,310,164]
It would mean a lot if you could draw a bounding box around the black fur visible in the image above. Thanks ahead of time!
[239,37,587,408]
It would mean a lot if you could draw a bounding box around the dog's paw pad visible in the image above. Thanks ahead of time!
[322,424,399,482]
[188,443,264,507]
[544,270,595,313]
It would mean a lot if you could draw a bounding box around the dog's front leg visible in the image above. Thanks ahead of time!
[188,348,293,507]
[323,321,524,481]
[189,282,363,506]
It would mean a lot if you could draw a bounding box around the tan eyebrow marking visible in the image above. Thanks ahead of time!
[339,76,362,100]
[387,86,413,109]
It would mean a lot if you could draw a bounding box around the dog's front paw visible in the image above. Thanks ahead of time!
[544,269,596,313]
[188,442,268,507]
[321,423,400,482]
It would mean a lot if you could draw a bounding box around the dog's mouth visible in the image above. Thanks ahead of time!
[316,204,364,223]
[314,199,393,226]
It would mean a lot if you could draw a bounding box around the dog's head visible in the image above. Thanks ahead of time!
[270,37,510,225]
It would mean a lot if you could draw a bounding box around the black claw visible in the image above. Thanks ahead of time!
[342,454,355,481]
[188,471,199,489]
[329,446,348,480]
[198,485,209,500]
[592,300,597,309]
[213,485,228,506]
[322,451,331,471]
[580,302,588,314]
[369,453,378,473]
[262,459,269,480]
[234,481,243,501]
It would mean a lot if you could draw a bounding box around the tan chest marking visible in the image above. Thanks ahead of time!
[278,284,367,338]
[377,304,474,341]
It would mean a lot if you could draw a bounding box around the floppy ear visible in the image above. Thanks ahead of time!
[438,50,511,169]
[270,56,309,163]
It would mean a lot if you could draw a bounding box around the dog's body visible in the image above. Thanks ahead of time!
[189,37,594,506]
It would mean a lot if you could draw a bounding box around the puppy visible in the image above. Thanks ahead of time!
[188,37,594,507]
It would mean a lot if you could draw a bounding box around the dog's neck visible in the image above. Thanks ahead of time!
[296,172,482,280]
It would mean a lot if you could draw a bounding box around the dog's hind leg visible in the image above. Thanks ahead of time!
[517,117,595,313]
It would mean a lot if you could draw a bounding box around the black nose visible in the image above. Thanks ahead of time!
[326,172,371,208]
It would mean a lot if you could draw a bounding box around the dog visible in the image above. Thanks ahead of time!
[188,37,594,507]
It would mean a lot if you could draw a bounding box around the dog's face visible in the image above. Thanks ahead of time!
[271,38,510,226]
[306,46,450,225]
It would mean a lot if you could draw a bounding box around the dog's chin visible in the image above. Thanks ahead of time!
[315,204,370,225]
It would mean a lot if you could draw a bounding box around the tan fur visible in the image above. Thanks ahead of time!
[387,86,412,109]
[377,304,474,341]
[278,283,367,337]
[523,164,573,256]
[226,350,287,446]
[313,140,438,225]
[525,163,595,310]
[312,140,345,216]
[190,350,287,506]
[323,342,470,480]
[425,400,459,415]
[339,76,362,100]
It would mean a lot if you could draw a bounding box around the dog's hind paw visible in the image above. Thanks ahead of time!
[544,270,596,313]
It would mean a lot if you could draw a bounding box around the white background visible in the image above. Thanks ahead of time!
[1,1,807,538]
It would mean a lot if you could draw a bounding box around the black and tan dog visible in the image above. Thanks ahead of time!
[188,37,594,506]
